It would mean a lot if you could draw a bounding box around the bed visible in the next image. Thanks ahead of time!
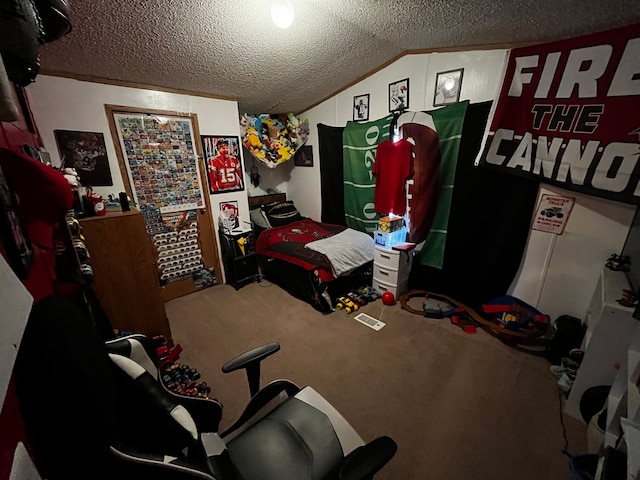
[248,194,374,312]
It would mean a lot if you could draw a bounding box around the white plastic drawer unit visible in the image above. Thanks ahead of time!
[373,246,413,298]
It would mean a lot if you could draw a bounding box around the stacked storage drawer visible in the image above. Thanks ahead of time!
[372,245,413,298]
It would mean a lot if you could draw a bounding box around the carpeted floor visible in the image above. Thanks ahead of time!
[165,280,587,480]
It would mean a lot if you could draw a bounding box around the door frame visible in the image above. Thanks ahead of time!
[105,104,222,301]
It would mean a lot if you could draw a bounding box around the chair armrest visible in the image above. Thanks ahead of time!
[338,436,397,480]
[222,343,280,396]
[222,343,280,372]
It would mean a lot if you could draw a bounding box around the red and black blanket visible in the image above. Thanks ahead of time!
[255,219,346,281]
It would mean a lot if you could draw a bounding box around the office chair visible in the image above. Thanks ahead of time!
[14,296,397,480]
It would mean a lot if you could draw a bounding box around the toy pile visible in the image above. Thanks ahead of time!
[240,113,309,168]
[335,285,381,313]
[161,362,212,399]
[113,331,212,399]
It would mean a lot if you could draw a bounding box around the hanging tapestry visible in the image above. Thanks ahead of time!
[409,101,540,308]
[399,101,468,268]
[476,23,640,205]
[317,123,346,225]
[342,114,393,232]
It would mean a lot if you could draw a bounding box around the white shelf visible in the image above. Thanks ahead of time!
[605,362,628,447]
[565,268,639,421]
[628,329,640,423]
[621,418,640,480]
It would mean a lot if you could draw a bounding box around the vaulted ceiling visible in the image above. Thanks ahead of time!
[39,0,640,114]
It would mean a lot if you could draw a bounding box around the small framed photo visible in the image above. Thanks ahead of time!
[388,78,409,112]
[294,145,313,167]
[433,68,464,107]
[353,94,370,121]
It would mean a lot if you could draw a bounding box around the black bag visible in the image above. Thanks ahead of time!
[545,315,585,365]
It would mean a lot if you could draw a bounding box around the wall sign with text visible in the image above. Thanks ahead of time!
[531,194,575,235]
[476,23,640,205]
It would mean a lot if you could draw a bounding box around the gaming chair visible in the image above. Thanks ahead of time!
[14,295,397,480]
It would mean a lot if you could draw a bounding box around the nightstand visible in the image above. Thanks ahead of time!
[219,228,258,289]
[372,245,413,298]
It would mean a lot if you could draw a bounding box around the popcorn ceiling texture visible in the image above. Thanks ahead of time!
[39,0,640,114]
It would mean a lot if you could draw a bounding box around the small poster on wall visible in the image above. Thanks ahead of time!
[353,94,370,122]
[388,78,409,112]
[218,200,240,233]
[531,194,575,235]
[294,145,313,167]
[54,130,113,186]
[433,68,464,107]
[202,135,244,194]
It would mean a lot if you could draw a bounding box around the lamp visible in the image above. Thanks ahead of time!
[270,0,294,29]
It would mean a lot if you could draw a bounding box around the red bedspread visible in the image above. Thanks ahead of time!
[255,219,346,282]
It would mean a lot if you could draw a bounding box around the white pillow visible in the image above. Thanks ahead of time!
[250,208,271,229]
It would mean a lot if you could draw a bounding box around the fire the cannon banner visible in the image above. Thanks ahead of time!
[476,24,640,205]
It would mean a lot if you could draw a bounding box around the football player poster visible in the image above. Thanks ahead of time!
[201,135,245,194]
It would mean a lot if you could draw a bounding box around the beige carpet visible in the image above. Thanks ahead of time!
[165,280,587,480]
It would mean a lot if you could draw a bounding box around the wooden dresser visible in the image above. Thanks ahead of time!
[80,209,172,342]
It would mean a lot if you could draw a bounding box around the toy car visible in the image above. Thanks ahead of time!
[541,207,564,218]
[335,296,359,314]
[606,253,631,272]
[347,292,367,306]
[356,286,381,302]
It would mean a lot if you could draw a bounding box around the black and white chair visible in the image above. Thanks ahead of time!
[14,296,397,480]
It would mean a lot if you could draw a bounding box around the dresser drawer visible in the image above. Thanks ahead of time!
[373,276,409,299]
[374,246,400,270]
[374,246,413,277]
[373,262,409,286]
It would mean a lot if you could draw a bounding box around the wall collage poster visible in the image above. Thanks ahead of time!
[114,113,206,213]
[113,113,212,286]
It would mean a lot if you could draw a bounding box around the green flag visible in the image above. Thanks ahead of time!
[342,115,393,232]
[417,101,468,268]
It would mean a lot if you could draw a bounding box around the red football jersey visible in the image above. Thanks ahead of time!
[209,153,241,191]
[372,139,413,215]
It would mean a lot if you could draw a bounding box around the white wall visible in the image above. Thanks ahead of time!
[510,185,635,320]
[26,76,249,269]
[291,49,636,321]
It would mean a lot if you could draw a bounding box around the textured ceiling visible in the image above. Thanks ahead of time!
[39,0,640,114]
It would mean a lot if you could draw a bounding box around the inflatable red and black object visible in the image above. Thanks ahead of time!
[0,0,72,86]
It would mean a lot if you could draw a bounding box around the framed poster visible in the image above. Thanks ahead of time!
[353,94,370,121]
[201,135,244,194]
[294,145,313,167]
[531,194,575,235]
[54,130,113,186]
[433,68,464,107]
[389,78,409,112]
[111,112,206,213]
